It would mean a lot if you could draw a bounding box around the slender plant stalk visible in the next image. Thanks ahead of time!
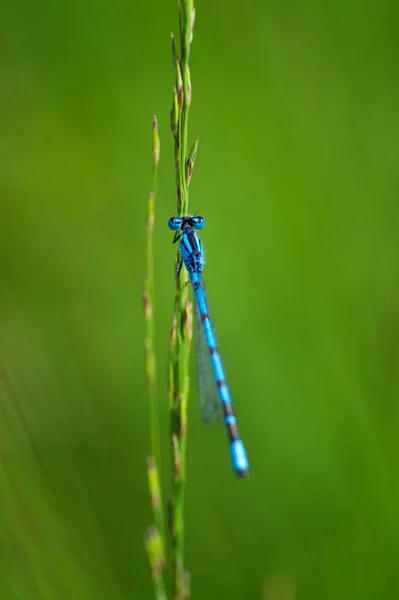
[168,2,197,599]
[143,2,199,598]
[168,272,193,600]
[145,116,162,486]
[143,116,167,599]
[145,525,167,600]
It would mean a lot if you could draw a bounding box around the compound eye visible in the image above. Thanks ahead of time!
[192,216,205,230]
[168,217,182,231]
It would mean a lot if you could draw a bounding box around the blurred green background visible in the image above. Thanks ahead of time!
[1,0,399,598]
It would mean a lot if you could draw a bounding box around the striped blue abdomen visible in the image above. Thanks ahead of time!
[190,270,249,477]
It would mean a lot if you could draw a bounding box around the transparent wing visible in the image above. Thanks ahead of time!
[193,283,223,425]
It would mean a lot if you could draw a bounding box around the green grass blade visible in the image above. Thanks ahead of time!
[168,1,198,597]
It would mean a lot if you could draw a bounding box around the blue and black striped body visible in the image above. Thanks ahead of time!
[168,215,249,477]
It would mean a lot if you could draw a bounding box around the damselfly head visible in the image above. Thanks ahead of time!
[168,215,205,230]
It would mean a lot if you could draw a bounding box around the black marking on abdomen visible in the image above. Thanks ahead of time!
[223,403,235,418]
[226,421,240,442]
